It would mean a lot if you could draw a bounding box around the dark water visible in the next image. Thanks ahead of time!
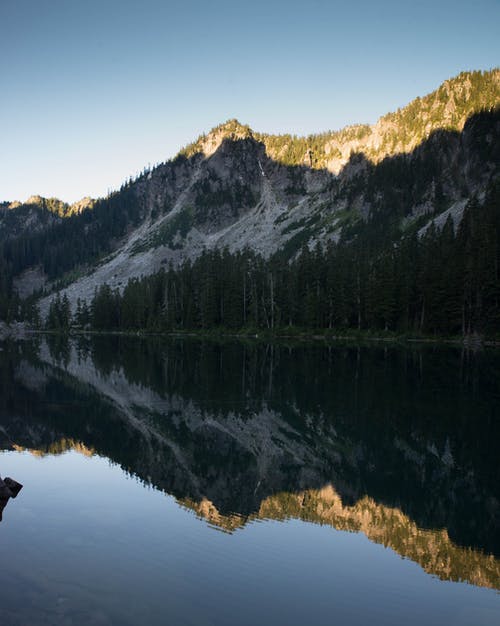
[0,336,499,625]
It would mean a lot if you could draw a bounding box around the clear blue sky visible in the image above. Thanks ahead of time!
[1,0,498,203]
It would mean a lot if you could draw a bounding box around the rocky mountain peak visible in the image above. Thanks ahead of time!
[69,196,95,214]
[180,118,254,159]
[25,195,45,205]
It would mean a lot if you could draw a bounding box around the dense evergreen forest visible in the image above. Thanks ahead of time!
[0,184,144,320]
[45,182,500,337]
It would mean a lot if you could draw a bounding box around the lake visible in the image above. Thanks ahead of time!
[0,335,499,625]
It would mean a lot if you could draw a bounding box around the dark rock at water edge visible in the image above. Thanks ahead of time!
[3,477,23,498]
[0,475,23,522]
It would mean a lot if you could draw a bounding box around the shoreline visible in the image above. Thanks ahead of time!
[11,326,500,348]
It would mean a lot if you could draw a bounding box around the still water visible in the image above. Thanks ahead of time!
[0,336,498,625]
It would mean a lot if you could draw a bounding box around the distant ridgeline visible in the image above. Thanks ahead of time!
[0,69,499,336]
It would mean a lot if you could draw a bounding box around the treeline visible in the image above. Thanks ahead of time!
[46,184,500,336]
[0,185,143,285]
[0,184,147,322]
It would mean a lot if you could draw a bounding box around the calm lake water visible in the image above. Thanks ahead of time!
[0,336,499,625]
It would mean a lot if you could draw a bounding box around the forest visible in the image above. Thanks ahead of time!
[44,182,500,337]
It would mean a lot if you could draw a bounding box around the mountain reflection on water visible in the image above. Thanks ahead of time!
[0,335,499,590]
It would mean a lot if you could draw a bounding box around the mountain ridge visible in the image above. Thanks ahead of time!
[0,68,498,330]
[181,69,500,170]
[6,68,498,208]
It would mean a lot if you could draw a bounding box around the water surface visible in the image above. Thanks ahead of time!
[0,336,498,625]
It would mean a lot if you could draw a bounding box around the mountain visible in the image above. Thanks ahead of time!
[0,69,499,331]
